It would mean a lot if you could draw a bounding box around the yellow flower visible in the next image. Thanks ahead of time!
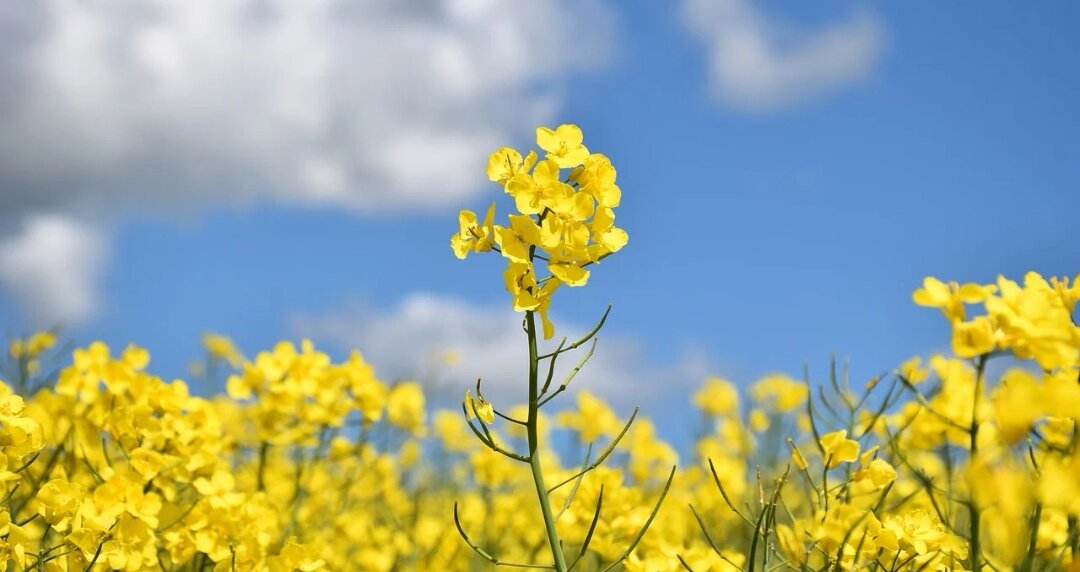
[269,538,327,572]
[951,315,997,357]
[692,376,740,417]
[538,187,593,252]
[387,382,426,435]
[464,391,494,425]
[589,206,629,257]
[749,408,769,432]
[502,262,561,338]
[750,374,807,413]
[433,410,472,452]
[450,202,497,259]
[121,344,150,370]
[788,439,809,471]
[547,260,590,287]
[8,330,55,360]
[486,146,537,185]
[913,276,994,322]
[854,458,897,487]
[571,153,621,208]
[506,157,571,215]
[985,272,1079,370]
[556,390,620,443]
[1050,273,1080,312]
[37,478,83,530]
[990,369,1042,443]
[819,429,859,469]
[202,332,243,367]
[897,356,928,384]
[536,124,589,168]
[776,523,806,566]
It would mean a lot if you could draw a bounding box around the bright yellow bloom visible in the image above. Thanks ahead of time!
[820,429,859,468]
[985,272,1079,370]
[502,262,560,338]
[8,331,55,360]
[854,458,897,487]
[589,206,629,258]
[454,124,628,340]
[450,202,497,259]
[750,374,807,412]
[538,187,593,252]
[486,146,537,185]
[990,369,1042,443]
[897,356,929,384]
[776,524,806,566]
[788,439,809,471]
[951,315,997,357]
[387,382,426,435]
[547,260,590,287]
[556,390,620,443]
[572,153,621,208]
[506,158,569,215]
[1050,273,1080,312]
[692,376,740,417]
[913,276,994,322]
[536,124,589,168]
[749,408,769,432]
[464,390,494,425]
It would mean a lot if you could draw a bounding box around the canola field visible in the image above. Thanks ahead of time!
[1,126,1078,571]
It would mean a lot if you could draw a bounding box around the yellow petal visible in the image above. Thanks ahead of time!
[549,263,589,287]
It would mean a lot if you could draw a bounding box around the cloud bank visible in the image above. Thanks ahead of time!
[0,0,614,325]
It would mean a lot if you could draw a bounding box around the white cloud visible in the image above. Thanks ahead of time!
[681,0,883,111]
[0,0,615,324]
[292,293,712,408]
[0,215,107,327]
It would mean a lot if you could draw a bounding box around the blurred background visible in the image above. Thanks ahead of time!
[0,0,1077,444]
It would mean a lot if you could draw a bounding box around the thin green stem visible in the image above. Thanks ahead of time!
[968,354,987,572]
[527,310,568,572]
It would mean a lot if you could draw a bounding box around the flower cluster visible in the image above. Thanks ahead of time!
[914,272,1080,368]
[451,124,628,338]
[0,268,1078,572]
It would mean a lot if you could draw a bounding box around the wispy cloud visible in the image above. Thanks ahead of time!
[0,215,106,326]
[0,0,615,325]
[681,0,883,111]
[291,293,713,408]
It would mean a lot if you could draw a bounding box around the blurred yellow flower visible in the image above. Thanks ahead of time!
[819,429,859,469]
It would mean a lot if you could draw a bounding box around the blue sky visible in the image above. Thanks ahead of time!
[0,0,1077,442]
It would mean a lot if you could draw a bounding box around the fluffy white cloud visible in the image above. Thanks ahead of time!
[0,0,614,212]
[292,293,712,407]
[682,0,883,111]
[0,215,107,326]
[0,0,614,324]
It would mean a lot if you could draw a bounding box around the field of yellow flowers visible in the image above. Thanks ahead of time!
[1,125,1078,571]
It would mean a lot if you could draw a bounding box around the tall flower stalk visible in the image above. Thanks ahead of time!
[450,124,674,571]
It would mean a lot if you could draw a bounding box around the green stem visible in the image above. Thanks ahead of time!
[968,354,987,572]
[256,441,269,492]
[526,310,568,572]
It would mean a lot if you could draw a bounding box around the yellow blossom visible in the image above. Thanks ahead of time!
[951,315,997,357]
[693,376,740,417]
[536,124,589,168]
[202,332,243,367]
[820,429,859,469]
[464,390,494,425]
[913,276,994,322]
[486,147,537,185]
